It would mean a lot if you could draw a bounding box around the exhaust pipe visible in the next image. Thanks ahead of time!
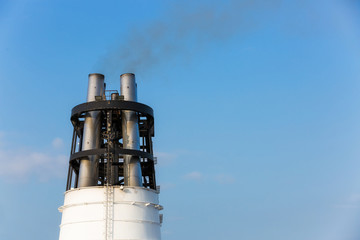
[120,73,142,186]
[78,73,104,187]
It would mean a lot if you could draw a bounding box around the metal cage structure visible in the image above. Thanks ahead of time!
[65,78,157,191]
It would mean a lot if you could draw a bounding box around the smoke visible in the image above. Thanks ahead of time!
[98,0,281,76]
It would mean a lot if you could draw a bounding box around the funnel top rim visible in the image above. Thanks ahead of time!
[120,73,135,77]
[88,73,104,78]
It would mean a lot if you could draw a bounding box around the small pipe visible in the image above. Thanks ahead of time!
[78,73,104,187]
[120,73,142,186]
[111,92,119,100]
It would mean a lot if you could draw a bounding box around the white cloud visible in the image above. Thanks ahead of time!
[332,204,359,209]
[0,148,67,181]
[155,151,177,167]
[52,137,64,149]
[160,182,176,190]
[215,173,236,184]
[0,134,68,181]
[182,171,235,184]
[0,131,5,147]
[183,171,203,181]
[348,193,360,203]
[332,193,360,209]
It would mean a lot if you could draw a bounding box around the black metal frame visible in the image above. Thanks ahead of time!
[66,100,156,191]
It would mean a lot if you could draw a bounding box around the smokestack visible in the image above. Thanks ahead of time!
[59,73,162,240]
[120,73,142,186]
[78,73,104,187]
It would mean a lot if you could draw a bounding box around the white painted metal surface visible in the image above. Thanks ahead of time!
[59,186,162,240]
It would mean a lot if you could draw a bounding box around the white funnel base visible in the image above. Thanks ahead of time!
[58,186,162,240]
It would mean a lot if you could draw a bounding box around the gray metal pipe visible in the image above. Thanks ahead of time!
[121,73,142,186]
[78,73,104,187]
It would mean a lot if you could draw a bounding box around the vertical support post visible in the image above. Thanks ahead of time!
[120,73,142,186]
[111,93,120,185]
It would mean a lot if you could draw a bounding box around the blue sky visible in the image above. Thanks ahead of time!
[1,0,360,239]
